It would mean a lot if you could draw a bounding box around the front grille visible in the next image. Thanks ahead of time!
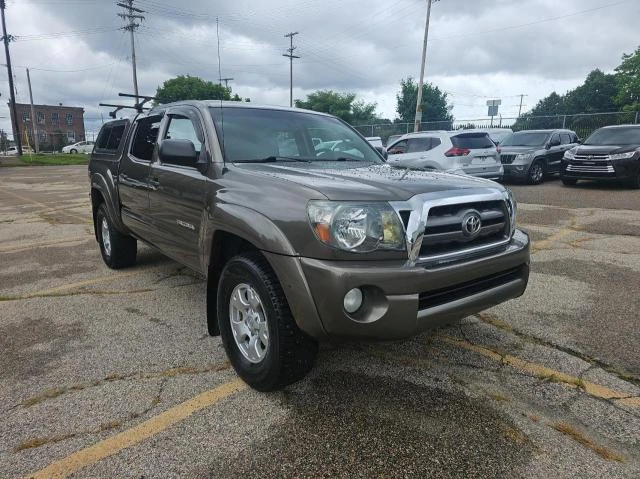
[500,154,516,164]
[574,154,610,161]
[419,200,509,259]
[418,265,526,310]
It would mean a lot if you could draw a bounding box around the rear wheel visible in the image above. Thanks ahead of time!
[527,160,545,185]
[96,203,137,269]
[561,178,578,186]
[217,252,318,391]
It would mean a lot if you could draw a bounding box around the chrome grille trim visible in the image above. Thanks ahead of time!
[500,154,516,164]
[566,164,615,173]
[573,154,610,161]
[389,188,514,267]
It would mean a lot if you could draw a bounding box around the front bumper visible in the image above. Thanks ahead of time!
[561,158,639,182]
[503,164,531,179]
[265,229,529,341]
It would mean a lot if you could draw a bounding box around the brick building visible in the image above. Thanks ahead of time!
[9,103,85,150]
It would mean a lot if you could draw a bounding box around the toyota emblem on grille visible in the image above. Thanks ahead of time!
[462,211,482,238]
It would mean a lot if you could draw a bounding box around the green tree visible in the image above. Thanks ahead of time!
[155,75,232,103]
[395,77,453,126]
[295,90,379,125]
[564,69,617,113]
[614,46,640,111]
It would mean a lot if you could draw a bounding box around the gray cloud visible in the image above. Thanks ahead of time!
[1,0,639,137]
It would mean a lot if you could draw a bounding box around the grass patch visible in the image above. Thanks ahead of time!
[553,422,624,462]
[19,153,89,166]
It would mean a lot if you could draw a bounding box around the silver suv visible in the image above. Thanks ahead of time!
[386,131,503,180]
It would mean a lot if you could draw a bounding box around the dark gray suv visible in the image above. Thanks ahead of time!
[500,129,579,184]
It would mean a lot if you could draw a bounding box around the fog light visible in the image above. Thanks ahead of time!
[343,288,363,314]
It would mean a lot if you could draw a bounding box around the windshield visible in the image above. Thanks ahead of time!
[209,107,382,164]
[584,127,640,146]
[500,132,549,147]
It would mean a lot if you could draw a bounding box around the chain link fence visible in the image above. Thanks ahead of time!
[354,111,640,145]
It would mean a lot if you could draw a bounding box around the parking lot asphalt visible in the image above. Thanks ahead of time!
[1,166,639,479]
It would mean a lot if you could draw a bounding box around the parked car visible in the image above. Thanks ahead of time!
[89,101,529,391]
[62,140,95,154]
[456,128,513,145]
[365,136,383,149]
[4,146,34,155]
[499,129,579,184]
[386,131,503,180]
[386,134,403,147]
[561,124,640,188]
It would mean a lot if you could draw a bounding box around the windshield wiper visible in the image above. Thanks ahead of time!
[318,156,365,162]
[234,156,311,163]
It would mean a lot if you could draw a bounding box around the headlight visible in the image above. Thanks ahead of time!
[503,189,517,237]
[307,201,405,252]
[563,147,578,160]
[610,151,636,160]
[515,152,534,162]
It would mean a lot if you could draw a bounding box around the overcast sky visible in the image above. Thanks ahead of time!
[1,0,639,139]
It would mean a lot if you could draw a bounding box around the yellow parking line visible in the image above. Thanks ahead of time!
[438,335,640,408]
[26,379,247,479]
[4,270,148,300]
[0,187,89,223]
[0,236,91,253]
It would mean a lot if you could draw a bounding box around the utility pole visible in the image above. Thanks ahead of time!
[26,68,39,153]
[1,0,21,155]
[414,0,438,133]
[219,77,234,89]
[283,32,299,108]
[517,94,527,117]
[117,1,144,104]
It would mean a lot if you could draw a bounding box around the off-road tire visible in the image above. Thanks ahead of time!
[96,203,137,269]
[561,177,578,186]
[527,159,545,185]
[217,252,318,391]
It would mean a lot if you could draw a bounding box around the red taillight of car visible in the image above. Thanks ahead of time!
[444,147,470,157]
[496,145,502,154]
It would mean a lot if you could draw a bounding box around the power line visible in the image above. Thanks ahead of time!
[283,32,299,108]
[117,0,144,103]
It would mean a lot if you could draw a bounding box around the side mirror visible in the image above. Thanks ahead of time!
[159,139,198,168]
[375,146,388,160]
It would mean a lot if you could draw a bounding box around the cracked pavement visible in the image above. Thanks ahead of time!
[0,166,639,478]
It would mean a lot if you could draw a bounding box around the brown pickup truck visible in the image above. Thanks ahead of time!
[88,101,530,391]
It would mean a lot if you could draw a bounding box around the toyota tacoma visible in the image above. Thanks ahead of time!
[89,101,530,391]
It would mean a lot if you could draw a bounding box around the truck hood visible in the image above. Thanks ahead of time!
[575,145,640,155]
[230,162,503,201]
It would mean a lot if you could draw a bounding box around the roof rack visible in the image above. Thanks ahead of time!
[99,92,158,118]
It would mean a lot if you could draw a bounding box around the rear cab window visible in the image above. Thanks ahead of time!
[451,133,494,150]
[95,121,128,155]
[130,114,163,162]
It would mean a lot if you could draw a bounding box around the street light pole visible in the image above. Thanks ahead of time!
[414,0,436,133]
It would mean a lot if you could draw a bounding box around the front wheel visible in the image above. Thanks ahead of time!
[70,148,78,154]
[217,252,318,391]
[527,160,545,185]
[95,203,137,269]
[561,177,578,186]
[628,171,640,189]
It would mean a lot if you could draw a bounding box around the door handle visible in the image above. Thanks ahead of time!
[149,177,160,190]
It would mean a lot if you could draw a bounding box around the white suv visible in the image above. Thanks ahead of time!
[386,131,503,180]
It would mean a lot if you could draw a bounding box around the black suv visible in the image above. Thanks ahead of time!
[561,124,640,188]
[499,129,579,184]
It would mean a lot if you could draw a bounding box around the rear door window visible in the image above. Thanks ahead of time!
[130,114,163,162]
[406,137,432,152]
[451,133,494,149]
